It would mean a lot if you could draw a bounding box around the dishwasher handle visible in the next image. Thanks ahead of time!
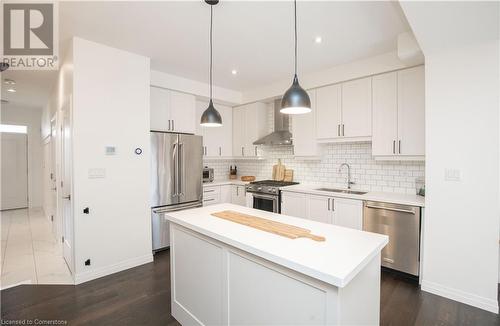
[364,204,416,215]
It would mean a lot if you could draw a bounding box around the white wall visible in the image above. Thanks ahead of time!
[401,1,499,313]
[242,51,409,103]
[1,105,43,208]
[71,38,152,282]
[150,70,242,106]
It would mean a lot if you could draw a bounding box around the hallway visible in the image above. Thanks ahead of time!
[1,208,72,289]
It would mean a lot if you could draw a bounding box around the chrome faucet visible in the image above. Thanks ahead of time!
[338,163,355,189]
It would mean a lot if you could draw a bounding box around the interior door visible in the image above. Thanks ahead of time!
[316,84,342,140]
[49,117,58,237]
[372,72,398,156]
[1,132,28,210]
[178,134,202,204]
[61,98,74,273]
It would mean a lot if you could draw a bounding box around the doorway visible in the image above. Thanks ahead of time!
[1,125,28,210]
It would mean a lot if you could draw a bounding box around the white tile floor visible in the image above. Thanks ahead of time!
[1,208,73,289]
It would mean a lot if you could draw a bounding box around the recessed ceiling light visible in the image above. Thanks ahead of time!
[314,36,322,44]
[4,79,15,85]
[231,69,238,75]
[6,88,16,93]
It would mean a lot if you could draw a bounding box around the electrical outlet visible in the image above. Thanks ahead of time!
[445,169,461,182]
[85,259,91,266]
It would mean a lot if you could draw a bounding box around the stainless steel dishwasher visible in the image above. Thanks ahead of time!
[363,201,421,276]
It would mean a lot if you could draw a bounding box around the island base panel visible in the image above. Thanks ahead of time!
[170,223,381,326]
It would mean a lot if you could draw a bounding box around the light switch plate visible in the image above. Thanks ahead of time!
[445,169,461,182]
[88,168,106,179]
[105,146,116,155]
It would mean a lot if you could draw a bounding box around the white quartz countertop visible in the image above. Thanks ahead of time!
[165,204,388,288]
[203,179,249,187]
[281,184,425,207]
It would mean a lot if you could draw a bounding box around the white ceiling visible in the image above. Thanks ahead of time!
[2,1,410,109]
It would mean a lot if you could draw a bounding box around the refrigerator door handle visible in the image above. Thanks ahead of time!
[172,143,178,196]
[178,142,184,197]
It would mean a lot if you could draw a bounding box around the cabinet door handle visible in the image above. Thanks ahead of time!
[393,140,396,154]
[219,147,221,156]
[342,124,345,136]
[337,125,340,137]
[328,198,331,211]
[332,198,334,211]
[254,146,257,156]
[168,120,171,131]
[236,186,239,196]
[398,140,401,154]
[241,147,244,156]
[172,120,175,131]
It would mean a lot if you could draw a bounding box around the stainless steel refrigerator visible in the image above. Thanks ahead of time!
[150,132,203,251]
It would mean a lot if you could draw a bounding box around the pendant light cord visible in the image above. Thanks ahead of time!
[294,0,297,77]
[210,5,213,100]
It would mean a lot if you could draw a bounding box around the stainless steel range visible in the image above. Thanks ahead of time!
[245,180,299,213]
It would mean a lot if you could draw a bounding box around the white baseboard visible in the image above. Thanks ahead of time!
[74,253,153,285]
[421,280,499,314]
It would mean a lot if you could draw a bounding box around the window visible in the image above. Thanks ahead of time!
[0,124,27,134]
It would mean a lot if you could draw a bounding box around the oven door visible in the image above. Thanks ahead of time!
[252,193,278,213]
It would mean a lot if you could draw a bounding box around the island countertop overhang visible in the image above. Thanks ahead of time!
[165,203,388,288]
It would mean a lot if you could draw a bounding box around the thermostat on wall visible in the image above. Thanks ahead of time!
[105,146,116,155]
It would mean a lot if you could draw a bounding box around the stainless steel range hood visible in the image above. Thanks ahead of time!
[253,99,292,146]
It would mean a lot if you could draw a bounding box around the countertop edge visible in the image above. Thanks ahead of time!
[281,186,425,207]
[166,212,388,288]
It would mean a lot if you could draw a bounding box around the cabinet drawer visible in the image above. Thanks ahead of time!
[203,186,220,195]
[203,193,220,206]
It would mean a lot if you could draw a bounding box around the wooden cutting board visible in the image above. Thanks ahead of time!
[284,169,294,182]
[211,210,325,242]
[273,159,285,181]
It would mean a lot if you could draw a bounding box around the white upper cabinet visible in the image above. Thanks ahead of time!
[292,90,320,158]
[372,72,398,156]
[150,86,196,134]
[316,77,372,143]
[316,84,342,140]
[341,77,372,138]
[397,66,425,157]
[197,101,233,158]
[372,66,425,159]
[232,106,246,157]
[232,102,268,157]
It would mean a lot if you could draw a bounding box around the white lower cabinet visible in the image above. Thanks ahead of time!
[280,192,307,218]
[281,191,363,230]
[332,198,363,230]
[203,184,247,206]
[307,195,334,224]
[231,185,246,206]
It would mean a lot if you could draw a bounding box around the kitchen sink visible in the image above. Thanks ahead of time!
[315,188,367,195]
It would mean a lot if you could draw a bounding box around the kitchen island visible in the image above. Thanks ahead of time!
[165,204,388,326]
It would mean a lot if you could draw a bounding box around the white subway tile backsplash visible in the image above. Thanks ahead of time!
[204,142,424,194]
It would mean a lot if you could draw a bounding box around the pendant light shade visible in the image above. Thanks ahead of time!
[200,99,222,127]
[200,0,222,127]
[281,74,311,114]
[280,0,311,115]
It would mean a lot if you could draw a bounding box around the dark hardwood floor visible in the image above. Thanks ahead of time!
[2,250,498,325]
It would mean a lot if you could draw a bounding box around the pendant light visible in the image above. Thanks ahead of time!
[280,0,311,115]
[200,0,222,127]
